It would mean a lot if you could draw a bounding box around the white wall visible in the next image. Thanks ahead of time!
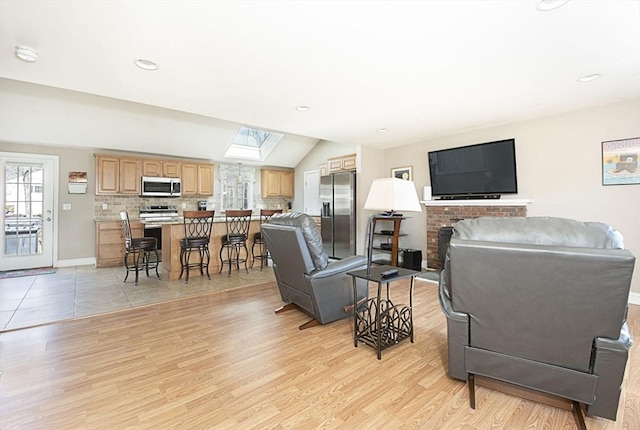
[0,78,318,168]
[294,141,387,255]
[382,99,640,294]
[293,140,358,214]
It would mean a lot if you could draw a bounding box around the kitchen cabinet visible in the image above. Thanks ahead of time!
[95,155,141,195]
[181,164,198,195]
[143,160,181,178]
[119,158,141,194]
[96,155,120,194]
[97,153,210,195]
[197,164,214,195]
[328,153,356,173]
[182,163,214,196]
[261,169,294,198]
[142,159,162,177]
[163,161,182,178]
[95,220,142,267]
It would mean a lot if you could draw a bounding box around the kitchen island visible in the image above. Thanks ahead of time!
[161,217,262,280]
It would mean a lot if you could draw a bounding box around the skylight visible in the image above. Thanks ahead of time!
[225,126,283,161]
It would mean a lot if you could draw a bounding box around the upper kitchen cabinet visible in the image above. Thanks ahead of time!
[328,153,356,173]
[261,169,294,198]
[95,154,141,195]
[197,164,214,196]
[96,155,119,194]
[142,160,182,178]
[318,163,329,177]
[119,158,141,194]
[182,163,214,196]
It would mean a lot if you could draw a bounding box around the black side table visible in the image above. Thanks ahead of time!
[347,265,419,359]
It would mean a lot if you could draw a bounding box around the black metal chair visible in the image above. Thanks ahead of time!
[251,209,282,269]
[219,209,252,275]
[119,211,160,285]
[179,210,214,283]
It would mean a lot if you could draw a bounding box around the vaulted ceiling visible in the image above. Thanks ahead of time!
[1,1,639,166]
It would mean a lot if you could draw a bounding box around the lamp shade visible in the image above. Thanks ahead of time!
[363,177,423,213]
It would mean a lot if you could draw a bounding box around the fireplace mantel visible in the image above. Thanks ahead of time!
[422,199,532,207]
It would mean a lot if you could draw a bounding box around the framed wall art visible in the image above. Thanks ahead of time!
[602,137,640,186]
[391,166,412,181]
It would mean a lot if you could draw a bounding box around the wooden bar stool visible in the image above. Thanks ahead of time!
[219,209,252,275]
[119,211,160,285]
[251,209,282,269]
[179,211,214,283]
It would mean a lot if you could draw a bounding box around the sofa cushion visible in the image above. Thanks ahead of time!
[453,216,625,249]
[269,213,329,269]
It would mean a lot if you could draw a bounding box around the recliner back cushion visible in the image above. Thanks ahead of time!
[269,213,329,270]
[453,216,625,249]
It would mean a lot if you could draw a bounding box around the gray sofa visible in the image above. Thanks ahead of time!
[439,216,635,422]
[261,213,369,329]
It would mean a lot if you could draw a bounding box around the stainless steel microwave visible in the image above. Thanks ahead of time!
[141,176,181,197]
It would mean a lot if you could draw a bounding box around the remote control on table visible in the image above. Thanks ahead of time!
[380,268,399,277]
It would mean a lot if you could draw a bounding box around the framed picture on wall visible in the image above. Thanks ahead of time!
[602,137,640,186]
[391,166,412,181]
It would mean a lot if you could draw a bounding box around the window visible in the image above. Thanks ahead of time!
[218,164,255,211]
[224,126,283,161]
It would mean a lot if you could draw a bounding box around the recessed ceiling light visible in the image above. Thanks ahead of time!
[134,58,159,71]
[295,106,310,112]
[577,73,602,83]
[377,128,389,133]
[15,46,38,62]
[536,0,570,11]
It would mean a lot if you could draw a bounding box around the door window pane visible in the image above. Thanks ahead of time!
[4,163,43,256]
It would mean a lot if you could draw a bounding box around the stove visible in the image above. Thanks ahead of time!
[139,205,180,224]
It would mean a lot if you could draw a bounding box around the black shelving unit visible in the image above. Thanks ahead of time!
[370,216,406,267]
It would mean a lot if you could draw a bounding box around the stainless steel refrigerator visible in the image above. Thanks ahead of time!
[320,171,356,259]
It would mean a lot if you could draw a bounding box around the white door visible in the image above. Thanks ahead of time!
[1,152,58,271]
[304,170,321,216]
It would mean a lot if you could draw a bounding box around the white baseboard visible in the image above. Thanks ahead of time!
[56,257,96,268]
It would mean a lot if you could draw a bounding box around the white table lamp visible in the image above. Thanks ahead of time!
[363,178,423,275]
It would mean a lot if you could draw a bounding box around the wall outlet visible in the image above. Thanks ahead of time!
[62,203,72,211]
[102,203,108,210]
[182,203,186,209]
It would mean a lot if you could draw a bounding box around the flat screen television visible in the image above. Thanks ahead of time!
[428,138,518,199]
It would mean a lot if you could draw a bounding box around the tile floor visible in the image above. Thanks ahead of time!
[0,264,275,331]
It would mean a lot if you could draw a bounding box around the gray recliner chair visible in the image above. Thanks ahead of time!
[262,212,369,330]
[439,216,635,425]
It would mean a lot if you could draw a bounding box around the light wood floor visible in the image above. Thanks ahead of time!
[1,279,638,429]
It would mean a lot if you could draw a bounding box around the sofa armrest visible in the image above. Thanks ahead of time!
[439,273,469,380]
[307,255,368,280]
[587,323,633,420]
[306,257,369,324]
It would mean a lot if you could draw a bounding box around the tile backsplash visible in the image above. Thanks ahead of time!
[94,195,289,220]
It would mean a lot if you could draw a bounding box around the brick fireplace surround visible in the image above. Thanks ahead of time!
[424,200,530,270]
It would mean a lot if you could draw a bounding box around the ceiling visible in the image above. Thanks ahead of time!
[1,0,639,166]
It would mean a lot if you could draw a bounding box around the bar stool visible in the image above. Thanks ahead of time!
[219,209,252,275]
[119,211,160,285]
[251,209,282,269]
[179,211,214,283]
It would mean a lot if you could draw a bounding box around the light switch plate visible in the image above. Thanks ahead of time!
[62,203,72,211]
